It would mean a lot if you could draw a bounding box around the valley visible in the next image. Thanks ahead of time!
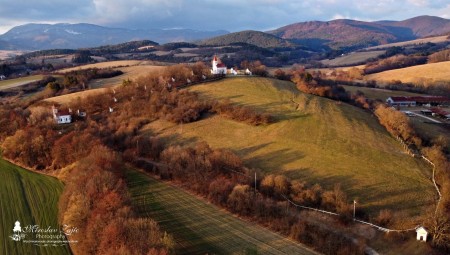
[0,9,450,255]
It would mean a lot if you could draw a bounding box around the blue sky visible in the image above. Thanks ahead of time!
[1,0,449,33]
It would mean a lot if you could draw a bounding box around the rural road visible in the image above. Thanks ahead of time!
[411,112,442,123]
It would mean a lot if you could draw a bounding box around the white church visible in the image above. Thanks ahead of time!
[211,55,228,75]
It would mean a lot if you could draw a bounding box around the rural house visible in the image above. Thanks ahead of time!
[211,55,227,75]
[415,226,428,242]
[52,105,72,124]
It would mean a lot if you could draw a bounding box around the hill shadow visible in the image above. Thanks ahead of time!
[236,144,305,173]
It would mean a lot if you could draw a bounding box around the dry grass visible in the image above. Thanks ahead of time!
[365,61,450,84]
[44,88,108,105]
[0,50,26,60]
[366,35,450,50]
[141,77,435,216]
[57,60,146,73]
[341,85,426,101]
[126,169,318,255]
[321,51,385,67]
[45,64,166,104]
[0,75,44,91]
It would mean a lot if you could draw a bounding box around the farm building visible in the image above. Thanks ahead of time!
[211,55,227,75]
[415,226,428,242]
[430,108,450,119]
[386,96,450,107]
[52,106,72,124]
[386,97,416,107]
[0,75,6,80]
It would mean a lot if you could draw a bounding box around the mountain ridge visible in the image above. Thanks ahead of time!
[0,23,229,50]
[268,15,450,50]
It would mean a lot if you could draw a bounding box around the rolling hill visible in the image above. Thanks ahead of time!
[142,77,435,217]
[198,30,294,48]
[0,157,70,255]
[268,16,450,50]
[376,15,450,38]
[365,61,450,84]
[0,23,228,50]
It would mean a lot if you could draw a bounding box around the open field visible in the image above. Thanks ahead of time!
[0,75,44,91]
[46,63,166,104]
[142,77,435,216]
[366,35,450,50]
[0,157,70,255]
[0,50,26,60]
[44,88,108,104]
[57,60,149,73]
[321,50,385,67]
[365,61,450,84]
[126,169,318,255]
[341,85,426,101]
[88,65,165,89]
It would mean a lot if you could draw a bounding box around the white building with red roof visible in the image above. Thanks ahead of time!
[211,55,227,75]
[52,105,72,124]
[386,96,450,107]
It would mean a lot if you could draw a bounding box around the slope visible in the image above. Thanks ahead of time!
[126,169,318,255]
[365,61,450,84]
[0,157,70,255]
[143,77,435,216]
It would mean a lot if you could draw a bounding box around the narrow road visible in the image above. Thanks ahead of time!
[411,112,442,123]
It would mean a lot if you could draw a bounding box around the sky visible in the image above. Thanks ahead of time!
[1,0,450,34]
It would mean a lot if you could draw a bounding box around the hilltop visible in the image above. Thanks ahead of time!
[198,30,295,48]
[143,77,435,216]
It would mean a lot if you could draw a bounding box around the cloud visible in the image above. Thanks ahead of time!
[0,0,449,34]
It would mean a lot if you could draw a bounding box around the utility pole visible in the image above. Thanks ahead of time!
[254,172,257,194]
[353,200,357,220]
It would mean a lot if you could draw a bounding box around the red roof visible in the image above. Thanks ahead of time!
[56,110,71,116]
[213,56,218,61]
[389,96,415,102]
[216,63,226,68]
[389,96,450,103]
[431,108,449,115]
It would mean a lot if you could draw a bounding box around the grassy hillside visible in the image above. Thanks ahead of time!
[365,61,450,84]
[321,50,385,67]
[0,75,44,91]
[143,77,435,216]
[366,35,449,50]
[0,157,70,255]
[126,169,317,255]
[341,85,425,101]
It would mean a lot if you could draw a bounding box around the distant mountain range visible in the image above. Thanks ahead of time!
[268,15,450,50]
[0,23,228,50]
[1,15,449,51]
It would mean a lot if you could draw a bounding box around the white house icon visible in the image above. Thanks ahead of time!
[13,221,22,233]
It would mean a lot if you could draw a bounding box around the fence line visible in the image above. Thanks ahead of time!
[422,155,442,214]
[393,136,442,214]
